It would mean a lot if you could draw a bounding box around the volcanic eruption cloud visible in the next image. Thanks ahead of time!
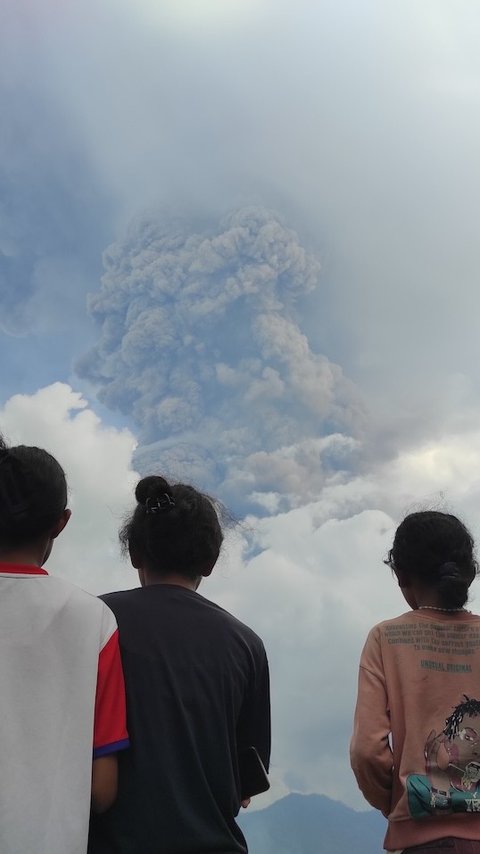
[77,207,364,512]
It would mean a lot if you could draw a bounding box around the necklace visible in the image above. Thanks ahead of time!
[418,605,470,613]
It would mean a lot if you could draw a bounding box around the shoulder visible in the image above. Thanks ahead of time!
[379,610,416,627]
[366,611,416,637]
[47,574,108,615]
[359,612,415,664]
[196,591,267,653]
[45,575,118,643]
[99,587,141,618]
[100,588,139,607]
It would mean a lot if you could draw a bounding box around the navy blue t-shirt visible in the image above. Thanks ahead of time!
[89,584,271,854]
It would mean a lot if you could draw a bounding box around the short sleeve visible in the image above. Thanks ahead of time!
[237,640,271,771]
[93,607,129,759]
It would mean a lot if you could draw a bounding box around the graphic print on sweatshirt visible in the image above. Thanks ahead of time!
[407,695,480,818]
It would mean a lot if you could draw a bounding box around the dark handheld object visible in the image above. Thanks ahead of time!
[238,746,270,800]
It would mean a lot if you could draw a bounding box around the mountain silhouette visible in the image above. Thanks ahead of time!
[238,792,386,854]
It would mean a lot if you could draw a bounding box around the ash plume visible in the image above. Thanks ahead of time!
[77,207,364,508]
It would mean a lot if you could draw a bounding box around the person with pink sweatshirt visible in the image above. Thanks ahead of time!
[351,511,480,854]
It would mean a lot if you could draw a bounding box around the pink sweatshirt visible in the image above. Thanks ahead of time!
[351,609,480,850]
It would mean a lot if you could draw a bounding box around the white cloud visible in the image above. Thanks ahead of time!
[134,0,269,34]
[0,383,139,593]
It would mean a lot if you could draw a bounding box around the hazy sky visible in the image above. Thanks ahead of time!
[2,0,480,810]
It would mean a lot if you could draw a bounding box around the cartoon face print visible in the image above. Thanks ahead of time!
[407,697,480,818]
[446,713,480,792]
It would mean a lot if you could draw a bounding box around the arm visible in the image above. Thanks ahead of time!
[237,642,271,806]
[92,755,118,813]
[350,630,393,816]
[239,644,271,768]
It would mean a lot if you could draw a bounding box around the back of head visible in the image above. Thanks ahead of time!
[121,475,224,579]
[388,510,477,609]
[0,436,67,548]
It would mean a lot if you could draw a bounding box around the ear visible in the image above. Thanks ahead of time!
[394,568,410,588]
[128,542,142,570]
[199,558,217,578]
[50,508,71,539]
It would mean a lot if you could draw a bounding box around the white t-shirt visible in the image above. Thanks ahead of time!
[0,563,128,854]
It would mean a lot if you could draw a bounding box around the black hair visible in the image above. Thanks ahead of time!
[0,435,68,547]
[444,695,480,740]
[385,511,477,609]
[120,475,224,579]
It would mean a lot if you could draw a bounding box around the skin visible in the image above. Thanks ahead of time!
[0,509,71,565]
[0,508,119,814]
[91,756,119,813]
[129,545,251,809]
[394,570,469,611]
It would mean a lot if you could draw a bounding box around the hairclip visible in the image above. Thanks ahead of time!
[145,494,176,514]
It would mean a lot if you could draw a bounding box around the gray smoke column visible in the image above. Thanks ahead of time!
[77,207,364,509]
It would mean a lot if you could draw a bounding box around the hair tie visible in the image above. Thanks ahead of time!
[438,561,460,579]
[145,494,175,514]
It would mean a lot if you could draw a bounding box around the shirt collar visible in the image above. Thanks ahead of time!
[0,563,48,576]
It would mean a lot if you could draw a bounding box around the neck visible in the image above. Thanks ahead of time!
[413,585,468,611]
[0,539,51,568]
[415,590,445,609]
[140,568,200,590]
[417,604,467,613]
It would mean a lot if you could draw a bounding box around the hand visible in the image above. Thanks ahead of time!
[241,798,251,809]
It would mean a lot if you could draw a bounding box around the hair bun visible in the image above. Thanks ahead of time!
[135,475,172,506]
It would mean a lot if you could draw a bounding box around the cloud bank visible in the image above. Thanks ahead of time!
[3,0,480,815]
[4,384,480,809]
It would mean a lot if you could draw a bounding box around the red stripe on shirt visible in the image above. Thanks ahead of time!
[0,562,48,575]
[93,629,129,757]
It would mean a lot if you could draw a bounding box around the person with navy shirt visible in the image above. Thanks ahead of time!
[89,475,271,854]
